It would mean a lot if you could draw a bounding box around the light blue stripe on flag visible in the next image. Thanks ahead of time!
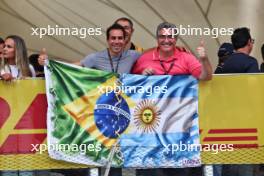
[120,74,198,99]
[118,75,201,168]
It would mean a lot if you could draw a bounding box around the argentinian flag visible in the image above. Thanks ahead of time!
[119,74,201,168]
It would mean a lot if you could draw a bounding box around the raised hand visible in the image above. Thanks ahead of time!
[196,39,207,61]
[196,39,213,80]
[38,48,48,66]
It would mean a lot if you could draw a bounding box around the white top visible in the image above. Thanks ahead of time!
[0,64,36,78]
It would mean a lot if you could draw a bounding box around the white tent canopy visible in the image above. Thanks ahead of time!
[0,0,263,68]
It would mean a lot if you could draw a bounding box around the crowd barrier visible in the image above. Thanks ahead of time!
[0,74,263,170]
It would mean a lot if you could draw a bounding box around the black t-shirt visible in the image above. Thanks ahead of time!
[222,53,259,73]
[260,63,264,72]
[214,64,223,74]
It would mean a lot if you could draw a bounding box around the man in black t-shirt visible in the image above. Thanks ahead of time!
[221,27,259,176]
[222,27,259,73]
[260,44,264,72]
[214,43,234,74]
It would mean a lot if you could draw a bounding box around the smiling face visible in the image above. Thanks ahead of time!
[116,20,134,43]
[107,29,125,56]
[3,38,16,61]
[157,28,177,54]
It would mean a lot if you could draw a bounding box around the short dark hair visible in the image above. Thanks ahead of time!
[114,17,133,28]
[29,54,44,72]
[261,44,264,59]
[231,27,252,50]
[0,37,4,44]
[156,22,177,38]
[106,23,126,40]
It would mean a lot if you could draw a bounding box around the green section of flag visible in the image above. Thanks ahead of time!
[48,60,122,165]
[48,59,115,104]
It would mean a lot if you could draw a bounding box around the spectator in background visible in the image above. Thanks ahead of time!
[214,43,234,74]
[0,37,4,59]
[29,54,44,77]
[114,17,144,52]
[221,27,259,176]
[260,44,264,72]
[0,35,36,81]
[212,43,234,176]
[0,36,42,176]
[222,27,259,73]
[0,37,4,75]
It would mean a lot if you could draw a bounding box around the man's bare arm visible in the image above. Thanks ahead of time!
[196,40,213,81]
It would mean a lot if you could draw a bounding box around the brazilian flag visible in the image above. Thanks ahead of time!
[46,60,126,166]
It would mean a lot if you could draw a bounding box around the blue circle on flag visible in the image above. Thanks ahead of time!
[94,91,130,138]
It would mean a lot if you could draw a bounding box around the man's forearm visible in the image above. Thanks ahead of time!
[199,57,213,81]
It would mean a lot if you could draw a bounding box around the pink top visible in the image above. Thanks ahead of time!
[132,47,202,78]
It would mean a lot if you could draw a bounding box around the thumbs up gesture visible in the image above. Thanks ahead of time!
[38,48,48,66]
[196,40,207,61]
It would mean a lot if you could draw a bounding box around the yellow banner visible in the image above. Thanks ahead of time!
[199,74,264,164]
[0,80,87,170]
[0,75,263,170]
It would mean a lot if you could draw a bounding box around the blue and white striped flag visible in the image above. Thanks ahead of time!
[118,74,201,168]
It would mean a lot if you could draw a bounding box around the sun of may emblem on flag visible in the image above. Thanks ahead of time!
[45,60,201,168]
[133,100,161,133]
